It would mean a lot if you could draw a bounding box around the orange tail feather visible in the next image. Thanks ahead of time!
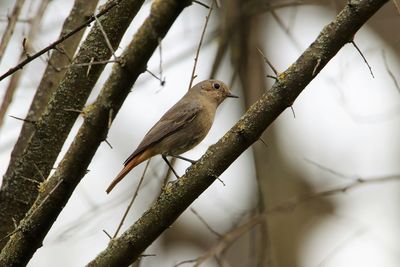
[106,151,150,194]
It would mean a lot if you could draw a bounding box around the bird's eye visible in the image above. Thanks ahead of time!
[212,83,220,89]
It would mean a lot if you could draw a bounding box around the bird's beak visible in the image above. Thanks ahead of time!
[226,92,239,98]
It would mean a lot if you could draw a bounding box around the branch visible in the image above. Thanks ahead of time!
[2,0,99,179]
[0,0,144,252]
[0,0,50,128]
[0,0,117,82]
[87,0,389,266]
[0,0,191,265]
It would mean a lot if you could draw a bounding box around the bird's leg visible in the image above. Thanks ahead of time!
[170,154,197,164]
[162,155,180,179]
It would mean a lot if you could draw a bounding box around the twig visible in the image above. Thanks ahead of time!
[188,0,214,90]
[258,137,268,148]
[146,69,164,85]
[113,160,151,238]
[9,115,36,124]
[175,215,264,267]
[0,0,49,129]
[33,162,46,181]
[304,158,357,181]
[158,38,165,86]
[102,229,112,240]
[0,1,118,82]
[94,15,118,61]
[351,40,374,78]
[193,0,210,9]
[190,208,222,238]
[60,59,119,69]
[290,106,296,118]
[256,47,278,77]
[267,175,400,214]
[104,139,113,149]
[0,178,64,243]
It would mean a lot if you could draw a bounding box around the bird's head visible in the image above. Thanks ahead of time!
[191,79,238,105]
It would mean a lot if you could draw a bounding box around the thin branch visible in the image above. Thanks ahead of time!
[113,160,150,238]
[0,0,50,129]
[9,115,36,124]
[158,38,165,86]
[175,215,264,267]
[0,1,118,82]
[351,40,374,78]
[256,47,278,76]
[94,15,118,61]
[190,208,222,238]
[267,175,400,214]
[193,0,210,9]
[188,0,214,90]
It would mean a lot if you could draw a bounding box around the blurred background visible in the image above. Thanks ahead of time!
[0,0,399,266]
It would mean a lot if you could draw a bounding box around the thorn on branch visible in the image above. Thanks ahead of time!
[312,58,321,76]
[193,0,210,9]
[146,69,165,86]
[104,139,113,149]
[64,108,83,114]
[257,47,279,77]
[102,229,112,240]
[351,40,374,78]
[258,137,268,148]
[108,108,113,129]
[290,106,296,118]
[87,57,95,76]
[33,162,46,181]
[9,115,37,125]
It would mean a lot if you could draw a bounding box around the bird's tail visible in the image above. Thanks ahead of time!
[106,150,150,194]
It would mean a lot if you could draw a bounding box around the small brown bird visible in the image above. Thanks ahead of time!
[106,79,238,193]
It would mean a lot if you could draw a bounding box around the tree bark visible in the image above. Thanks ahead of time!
[86,1,389,266]
[0,0,144,250]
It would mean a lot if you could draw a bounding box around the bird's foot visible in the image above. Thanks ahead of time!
[170,154,197,164]
[162,155,180,179]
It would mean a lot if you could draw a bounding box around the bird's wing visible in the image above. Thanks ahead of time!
[123,101,202,165]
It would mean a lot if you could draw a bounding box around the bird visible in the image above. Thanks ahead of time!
[106,79,238,193]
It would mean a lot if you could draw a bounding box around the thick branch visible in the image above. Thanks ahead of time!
[0,0,191,265]
[3,0,98,169]
[0,0,144,250]
[87,0,389,266]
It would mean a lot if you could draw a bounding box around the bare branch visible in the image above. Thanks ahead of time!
[351,40,375,78]
[188,1,214,90]
[0,1,118,82]
[113,160,150,238]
